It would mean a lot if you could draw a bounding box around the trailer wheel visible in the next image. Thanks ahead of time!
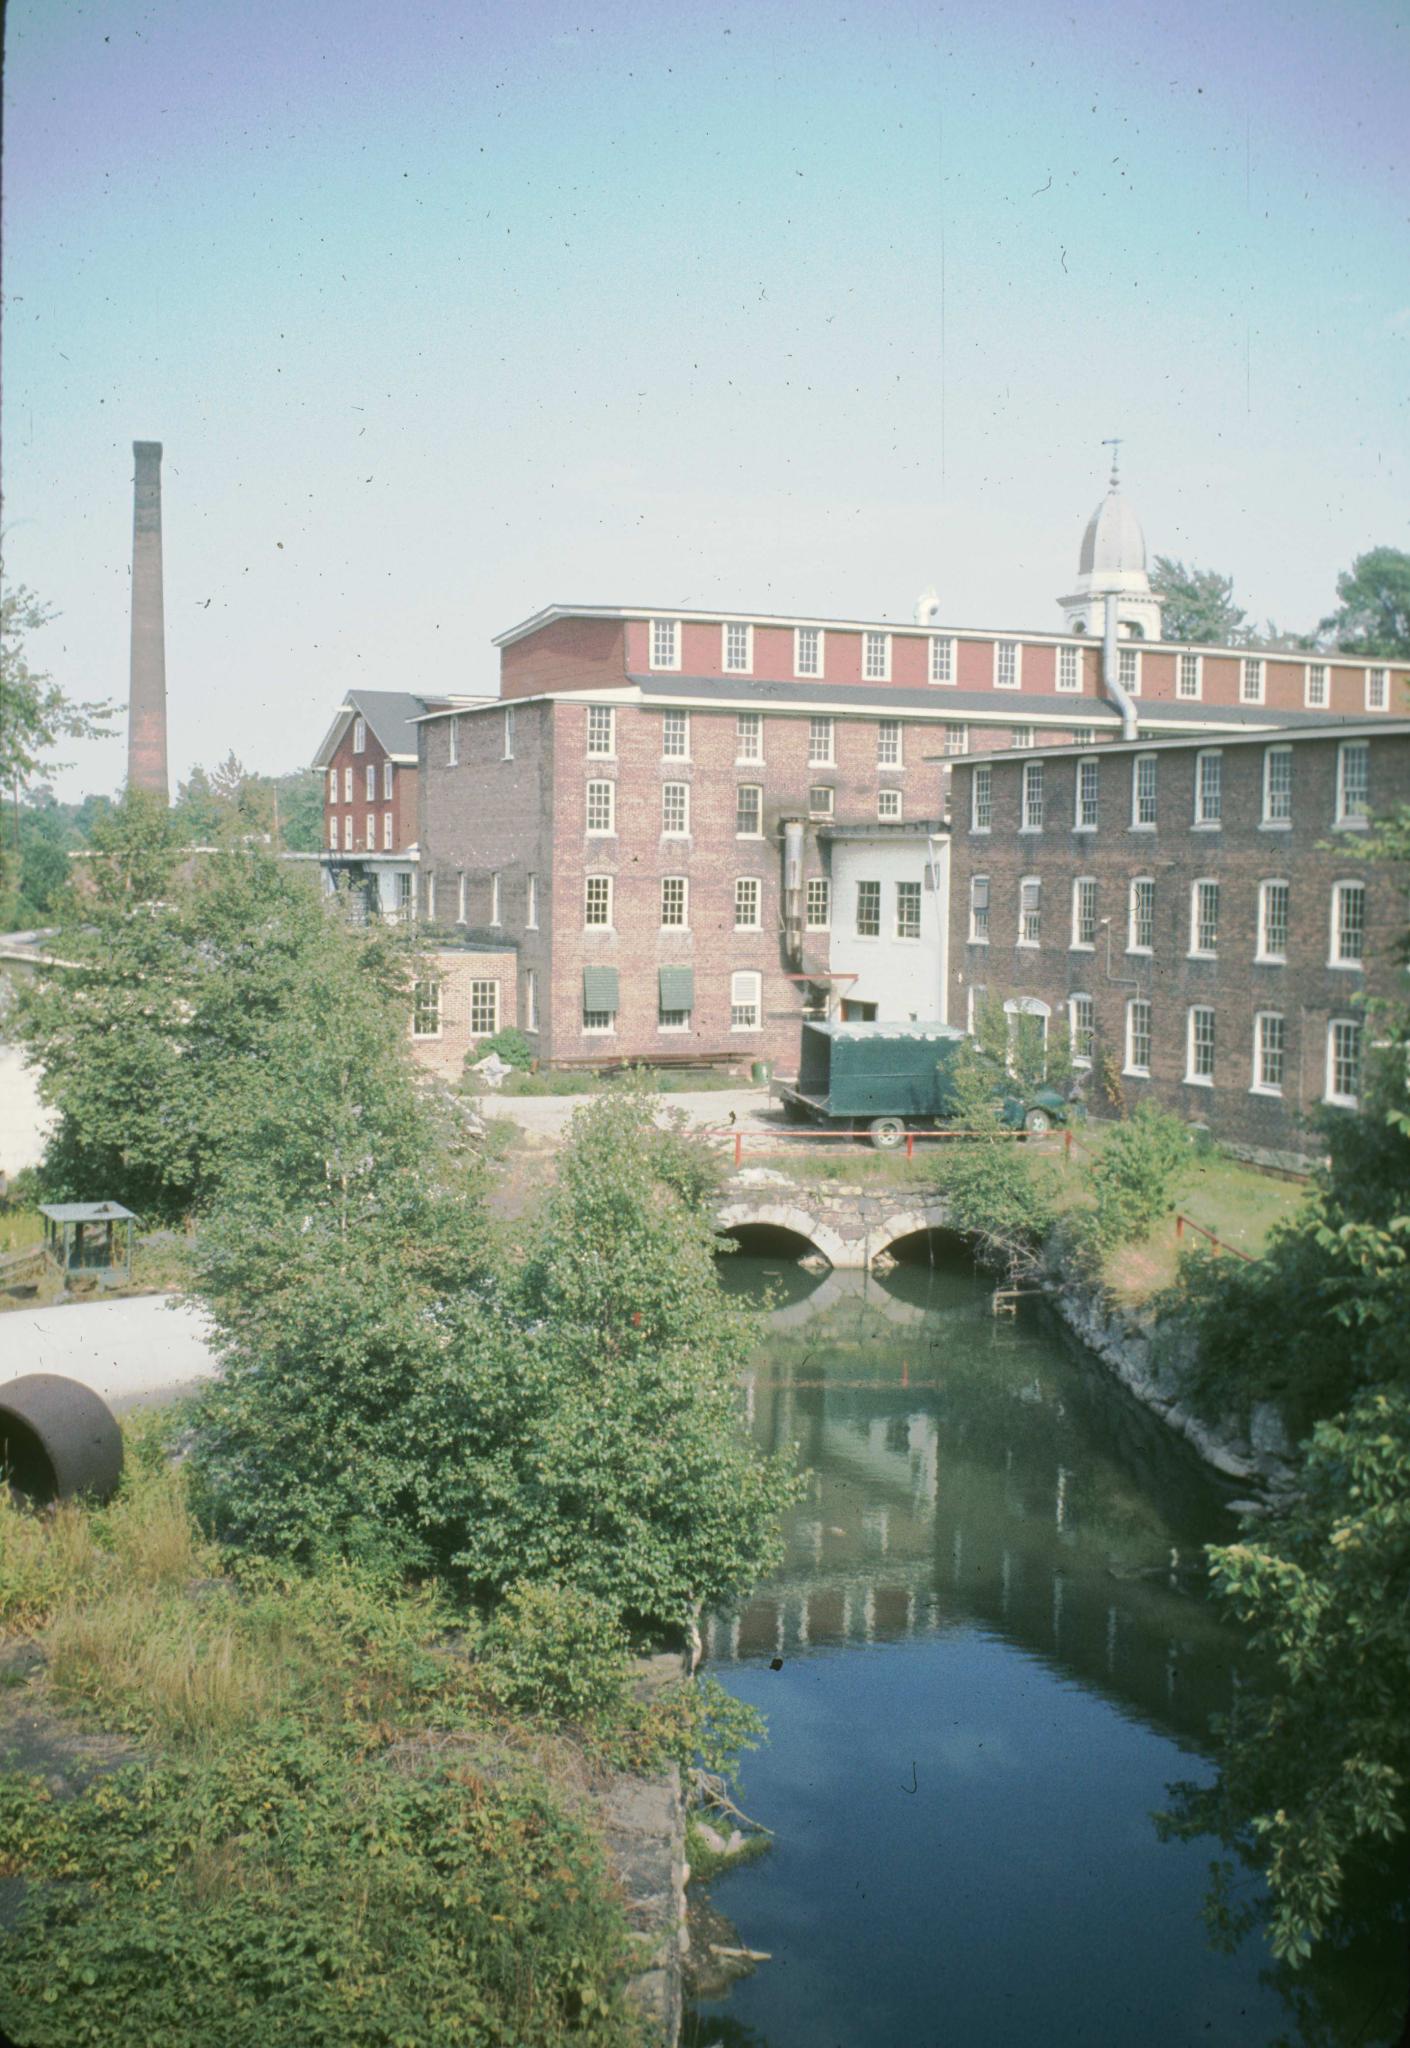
[868,1117,906,1151]
[783,1096,809,1124]
[1023,1106,1053,1136]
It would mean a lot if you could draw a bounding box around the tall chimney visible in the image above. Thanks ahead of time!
[128,440,169,800]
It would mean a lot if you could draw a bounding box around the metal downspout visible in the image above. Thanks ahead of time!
[1102,592,1139,741]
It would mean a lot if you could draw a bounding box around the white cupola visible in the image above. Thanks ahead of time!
[1057,446,1164,641]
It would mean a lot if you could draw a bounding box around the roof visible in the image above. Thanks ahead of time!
[804,1021,966,1042]
[1078,487,1148,579]
[945,716,1410,767]
[312,691,466,768]
[40,1202,137,1224]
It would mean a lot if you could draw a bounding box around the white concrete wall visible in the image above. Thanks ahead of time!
[828,837,948,1023]
[0,1045,52,1176]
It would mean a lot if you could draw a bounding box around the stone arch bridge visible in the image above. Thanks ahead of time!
[715,1176,952,1271]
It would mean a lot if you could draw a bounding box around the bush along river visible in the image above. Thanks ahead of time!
[689,1240,1404,2048]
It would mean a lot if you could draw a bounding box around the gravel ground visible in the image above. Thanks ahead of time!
[470,1086,785,1139]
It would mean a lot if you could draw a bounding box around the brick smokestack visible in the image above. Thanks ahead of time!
[128,440,169,800]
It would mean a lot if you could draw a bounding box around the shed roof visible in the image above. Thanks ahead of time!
[40,1202,138,1223]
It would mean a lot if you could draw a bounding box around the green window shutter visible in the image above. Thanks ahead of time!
[658,966,694,1011]
[583,966,620,1011]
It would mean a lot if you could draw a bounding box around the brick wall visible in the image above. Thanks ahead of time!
[500,617,627,699]
[407,947,519,1082]
[323,722,416,854]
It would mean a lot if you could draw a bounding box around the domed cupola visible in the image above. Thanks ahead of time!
[1058,445,1164,641]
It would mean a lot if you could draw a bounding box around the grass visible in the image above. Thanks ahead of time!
[0,1207,43,1257]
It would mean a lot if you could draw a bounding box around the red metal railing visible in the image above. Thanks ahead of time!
[709,1124,1038,1167]
[1174,1212,1256,1263]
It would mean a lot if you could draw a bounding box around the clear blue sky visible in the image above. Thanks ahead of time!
[4,0,1407,798]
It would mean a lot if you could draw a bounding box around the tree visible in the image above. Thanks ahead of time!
[1320,547,1410,662]
[1150,558,1250,646]
[173,758,325,853]
[0,582,114,894]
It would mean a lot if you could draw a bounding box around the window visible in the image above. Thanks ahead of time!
[489,872,502,927]
[806,877,831,929]
[930,636,955,684]
[1012,726,1035,749]
[658,962,693,1029]
[1074,726,1096,746]
[1125,999,1152,1076]
[662,709,690,759]
[662,783,690,835]
[730,972,762,1030]
[723,622,752,673]
[736,711,763,762]
[383,761,394,800]
[661,876,688,928]
[328,767,338,802]
[734,877,761,930]
[365,812,376,850]
[856,881,881,937]
[1129,878,1155,953]
[1069,993,1095,1067]
[382,812,393,850]
[795,626,823,678]
[344,766,353,802]
[966,983,989,1035]
[995,640,1020,689]
[1177,652,1202,700]
[526,874,538,928]
[582,965,619,1034]
[650,618,679,669]
[1190,879,1219,956]
[878,718,902,767]
[525,969,538,1033]
[878,789,902,821]
[353,717,366,752]
[1331,880,1366,966]
[1117,646,1140,697]
[329,814,339,851]
[944,722,968,756]
[1257,881,1290,961]
[895,881,922,940]
[1195,750,1222,826]
[447,716,459,767]
[1021,760,1044,831]
[863,631,890,681]
[411,979,441,1038]
[1071,878,1097,949]
[809,716,835,765]
[1241,657,1265,705]
[583,1008,616,1033]
[1132,753,1158,828]
[587,705,615,757]
[456,871,467,925]
[470,980,499,1037]
[1367,667,1389,712]
[1262,745,1292,824]
[1019,877,1041,946]
[972,764,993,831]
[1057,645,1081,693]
[1305,662,1329,710]
[969,876,990,943]
[1075,757,1099,830]
[586,780,615,834]
[584,875,613,927]
[809,785,835,818]
[736,785,763,836]
[1253,1013,1285,1095]
[1326,1019,1361,1106]
[397,872,413,914]
[1337,741,1370,825]
[365,763,377,801]
[1187,1006,1216,1084]
[344,813,354,850]
[503,707,515,759]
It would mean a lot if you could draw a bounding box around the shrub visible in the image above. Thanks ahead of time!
[473,1027,535,1070]
[1084,1103,1190,1251]
[479,1581,630,1722]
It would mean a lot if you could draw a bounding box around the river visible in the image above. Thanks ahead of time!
[687,1244,1403,2048]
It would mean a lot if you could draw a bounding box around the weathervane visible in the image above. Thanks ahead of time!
[1101,436,1122,489]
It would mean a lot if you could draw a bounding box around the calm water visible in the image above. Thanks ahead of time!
[688,1248,1403,2048]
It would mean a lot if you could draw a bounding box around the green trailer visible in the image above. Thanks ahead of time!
[772,1021,1071,1148]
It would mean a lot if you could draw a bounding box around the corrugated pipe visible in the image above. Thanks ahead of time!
[1102,591,1139,740]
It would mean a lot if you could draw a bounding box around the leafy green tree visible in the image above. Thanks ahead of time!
[1320,546,1410,662]
[0,583,114,896]
[1150,558,1250,645]
[1083,1103,1190,1252]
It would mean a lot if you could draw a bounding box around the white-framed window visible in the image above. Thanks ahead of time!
[930,636,956,685]
[583,1006,616,1034]
[806,878,831,930]
[1367,667,1389,712]
[587,705,615,757]
[795,626,823,678]
[972,764,993,831]
[1304,662,1329,710]
[526,873,539,929]
[969,875,990,943]
[382,812,393,850]
[365,763,377,801]
[1241,657,1265,705]
[1190,879,1220,957]
[411,978,441,1038]
[878,789,902,821]
[1117,646,1141,697]
[650,618,680,670]
[328,767,338,802]
[1012,725,1035,749]
[1128,877,1155,953]
[723,621,753,674]
[1253,1012,1286,1095]
[994,640,1021,690]
[489,872,501,927]
[809,716,835,765]
[662,782,690,835]
[809,785,835,818]
[344,812,354,850]
[1074,726,1096,745]
[878,718,902,767]
[584,875,613,927]
[344,766,353,802]
[863,631,890,681]
[662,709,690,759]
[1018,876,1041,946]
[1075,756,1099,830]
[470,979,499,1037]
[736,711,763,763]
[661,875,688,928]
[1330,880,1366,967]
[1195,750,1223,826]
[1125,998,1152,1076]
[944,722,968,757]
[353,716,367,753]
[1262,745,1292,825]
[1177,652,1203,700]
[896,881,922,940]
[328,814,339,851]
[525,968,538,1033]
[856,881,881,937]
[447,716,459,767]
[1325,1018,1361,1107]
[1071,877,1097,950]
[1131,753,1158,828]
[1186,1005,1216,1084]
[659,1002,691,1033]
[586,780,615,834]
[1257,880,1290,962]
[397,871,414,916]
[1336,741,1370,826]
[734,876,761,930]
[383,761,394,800]
[1069,993,1095,1068]
[1057,644,1081,693]
[456,870,467,925]
[736,784,763,837]
[503,707,515,760]
[1021,760,1044,831]
[365,812,376,851]
[730,971,762,1030]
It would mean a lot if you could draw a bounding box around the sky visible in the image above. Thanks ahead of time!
[3,0,1407,799]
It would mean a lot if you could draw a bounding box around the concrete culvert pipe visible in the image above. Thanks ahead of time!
[0,1375,124,1508]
